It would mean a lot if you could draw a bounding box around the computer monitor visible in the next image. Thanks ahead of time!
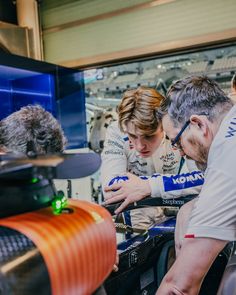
[0,53,87,149]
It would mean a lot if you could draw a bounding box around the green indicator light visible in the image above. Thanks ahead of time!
[61,197,67,206]
[51,194,68,215]
[31,178,39,184]
[55,200,62,209]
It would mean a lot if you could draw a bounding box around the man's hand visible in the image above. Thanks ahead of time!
[113,252,119,272]
[104,172,151,214]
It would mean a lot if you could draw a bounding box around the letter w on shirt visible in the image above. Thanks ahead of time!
[225,118,236,138]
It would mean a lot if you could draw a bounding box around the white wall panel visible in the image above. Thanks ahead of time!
[41,0,236,66]
[42,0,150,28]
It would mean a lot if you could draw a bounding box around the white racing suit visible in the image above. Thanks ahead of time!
[101,121,204,228]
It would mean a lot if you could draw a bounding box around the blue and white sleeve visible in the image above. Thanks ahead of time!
[148,170,204,198]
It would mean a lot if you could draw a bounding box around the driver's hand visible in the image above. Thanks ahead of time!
[104,173,151,214]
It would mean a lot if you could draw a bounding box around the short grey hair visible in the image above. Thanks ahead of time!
[0,105,67,154]
[166,75,233,127]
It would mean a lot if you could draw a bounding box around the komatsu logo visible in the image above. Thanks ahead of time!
[163,171,204,192]
[172,172,204,185]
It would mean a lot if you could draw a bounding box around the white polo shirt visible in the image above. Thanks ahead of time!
[186,105,236,241]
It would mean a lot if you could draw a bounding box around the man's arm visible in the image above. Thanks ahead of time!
[156,237,227,295]
[101,122,128,195]
[104,169,203,214]
[174,199,197,257]
[149,158,203,198]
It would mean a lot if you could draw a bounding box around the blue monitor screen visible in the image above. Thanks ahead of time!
[56,70,87,148]
[0,57,87,149]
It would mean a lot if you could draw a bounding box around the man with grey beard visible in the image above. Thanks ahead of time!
[156,76,235,294]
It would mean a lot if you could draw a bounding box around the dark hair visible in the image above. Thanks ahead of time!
[166,75,233,127]
[0,105,67,154]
